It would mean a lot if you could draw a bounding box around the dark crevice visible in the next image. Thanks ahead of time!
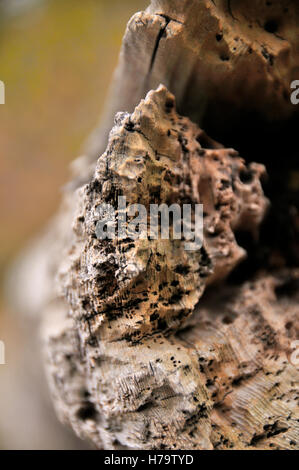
[157,14,184,25]
[264,19,279,34]
[76,402,98,421]
[201,103,299,283]
[227,0,237,21]
[136,401,155,412]
[149,18,171,73]
[275,277,299,299]
[249,421,289,445]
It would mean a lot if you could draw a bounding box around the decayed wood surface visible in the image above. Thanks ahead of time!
[8,0,299,450]
[42,86,297,450]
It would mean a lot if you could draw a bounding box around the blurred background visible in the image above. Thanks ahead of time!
[0,0,147,449]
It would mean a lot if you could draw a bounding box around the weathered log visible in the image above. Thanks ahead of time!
[8,0,299,450]
[42,87,298,450]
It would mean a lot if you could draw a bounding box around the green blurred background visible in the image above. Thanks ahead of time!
[0,0,147,449]
[0,0,147,281]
